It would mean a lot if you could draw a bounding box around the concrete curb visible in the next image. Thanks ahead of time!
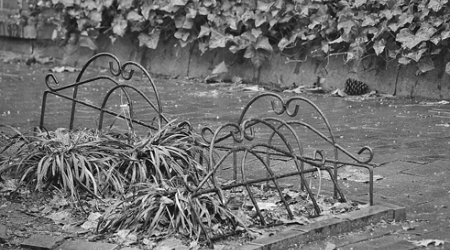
[236,197,406,250]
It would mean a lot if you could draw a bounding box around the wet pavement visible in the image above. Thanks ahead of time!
[1,53,450,249]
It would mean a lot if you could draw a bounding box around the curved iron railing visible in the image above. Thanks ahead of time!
[39,53,168,131]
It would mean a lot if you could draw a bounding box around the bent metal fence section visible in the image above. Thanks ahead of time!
[39,54,376,245]
[193,93,375,244]
[39,52,168,132]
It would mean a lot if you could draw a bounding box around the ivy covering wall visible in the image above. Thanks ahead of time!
[17,0,450,76]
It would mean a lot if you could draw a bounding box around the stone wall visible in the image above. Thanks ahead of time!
[1,32,450,99]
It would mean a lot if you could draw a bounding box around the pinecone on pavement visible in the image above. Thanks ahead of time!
[344,78,369,95]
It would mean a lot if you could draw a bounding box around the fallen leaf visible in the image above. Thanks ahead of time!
[409,239,445,247]
[212,61,228,74]
[325,242,337,250]
[279,215,311,225]
[49,66,80,73]
[0,179,19,193]
[46,210,75,225]
[242,85,264,92]
[114,229,138,246]
[80,212,102,230]
[419,100,450,105]
[154,237,188,250]
[283,86,303,94]
[330,88,346,97]
[339,166,383,183]
[256,202,277,210]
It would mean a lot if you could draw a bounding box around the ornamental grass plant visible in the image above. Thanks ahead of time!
[0,121,243,240]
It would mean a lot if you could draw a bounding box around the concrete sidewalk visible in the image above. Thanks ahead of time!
[1,54,450,249]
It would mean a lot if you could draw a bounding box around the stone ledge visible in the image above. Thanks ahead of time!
[56,240,119,250]
[237,201,405,250]
[21,234,66,250]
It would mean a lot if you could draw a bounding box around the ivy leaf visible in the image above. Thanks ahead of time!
[198,42,208,55]
[416,57,435,75]
[388,13,413,32]
[278,33,297,50]
[242,10,255,23]
[251,28,262,39]
[118,0,133,9]
[396,24,436,49]
[172,0,187,6]
[255,36,273,52]
[354,0,367,8]
[174,29,190,41]
[88,10,102,25]
[241,31,257,43]
[197,25,210,38]
[257,1,273,12]
[212,61,228,74]
[441,30,450,40]
[61,0,74,7]
[221,0,232,11]
[202,0,217,7]
[226,17,238,30]
[373,39,386,55]
[81,0,97,10]
[103,0,114,8]
[430,35,441,45]
[186,5,197,18]
[361,15,376,27]
[428,0,448,12]
[230,35,252,53]
[380,10,393,20]
[183,18,194,29]
[209,29,230,48]
[398,57,412,65]
[338,18,356,36]
[138,29,160,49]
[112,16,128,37]
[329,36,345,44]
[174,15,186,28]
[198,6,210,15]
[244,45,255,59]
[161,3,180,12]
[445,62,450,75]
[127,11,144,22]
[405,48,427,62]
[79,35,98,50]
[255,12,267,27]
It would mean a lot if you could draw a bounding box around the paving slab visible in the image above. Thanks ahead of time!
[21,234,66,250]
[238,202,403,250]
[340,237,416,250]
[56,240,118,250]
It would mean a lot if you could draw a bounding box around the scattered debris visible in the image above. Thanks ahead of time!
[50,66,80,73]
[419,100,450,105]
[242,85,265,92]
[330,88,347,97]
[81,212,102,230]
[113,229,138,246]
[408,239,445,247]
[322,166,383,183]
